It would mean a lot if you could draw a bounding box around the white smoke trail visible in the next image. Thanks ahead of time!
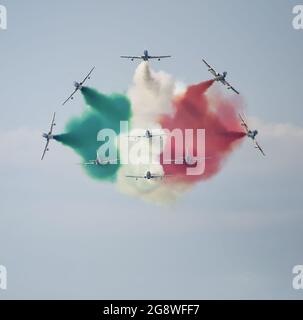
[116,62,191,204]
[128,61,174,128]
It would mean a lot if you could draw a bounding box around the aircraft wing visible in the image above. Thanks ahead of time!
[107,159,119,164]
[225,80,240,94]
[49,112,56,134]
[62,87,78,106]
[149,55,171,59]
[120,56,142,60]
[99,159,119,164]
[150,134,165,138]
[229,86,240,95]
[125,175,145,179]
[238,114,249,133]
[41,140,50,161]
[150,174,164,179]
[151,134,166,137]
[128,135,145,139]
[165,157,210,164]
[189,157,211,162]
[255,141,265,156]
[151,174,174,179]
[128,133,165,138]
[202,59,217,77]
[163,159,183,164]
[83,159,118,165]
[82,161,96,166]
[81,66,95,85]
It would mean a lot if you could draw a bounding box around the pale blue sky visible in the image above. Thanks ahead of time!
[0,0,302,299]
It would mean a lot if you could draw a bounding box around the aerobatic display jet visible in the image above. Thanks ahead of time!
[62,67,95,105]
[202,59,239,94]
[121,50,171,62]
[239,114,265,156]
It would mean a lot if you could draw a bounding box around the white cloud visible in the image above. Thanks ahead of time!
[248,116,303,139]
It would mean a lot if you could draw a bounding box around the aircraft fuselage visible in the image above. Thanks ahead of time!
[247,130,258,140]
[141,50,149,61]
[145,171,152,179]
[145,130,153,138]
[42,133,54,140]
[215,71,227,82]
[74,81,83,89]
[185,155,196,165]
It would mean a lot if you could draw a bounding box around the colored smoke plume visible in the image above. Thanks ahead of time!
[53,63,247,204]
[54,87,132,181]
[160,80,246,184]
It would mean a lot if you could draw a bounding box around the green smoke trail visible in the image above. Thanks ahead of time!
[54,87,132,181]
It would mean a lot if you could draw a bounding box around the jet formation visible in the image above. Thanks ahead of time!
[41,49,265,178]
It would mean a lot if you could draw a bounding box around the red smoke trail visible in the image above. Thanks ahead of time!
[160,80,246,183]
